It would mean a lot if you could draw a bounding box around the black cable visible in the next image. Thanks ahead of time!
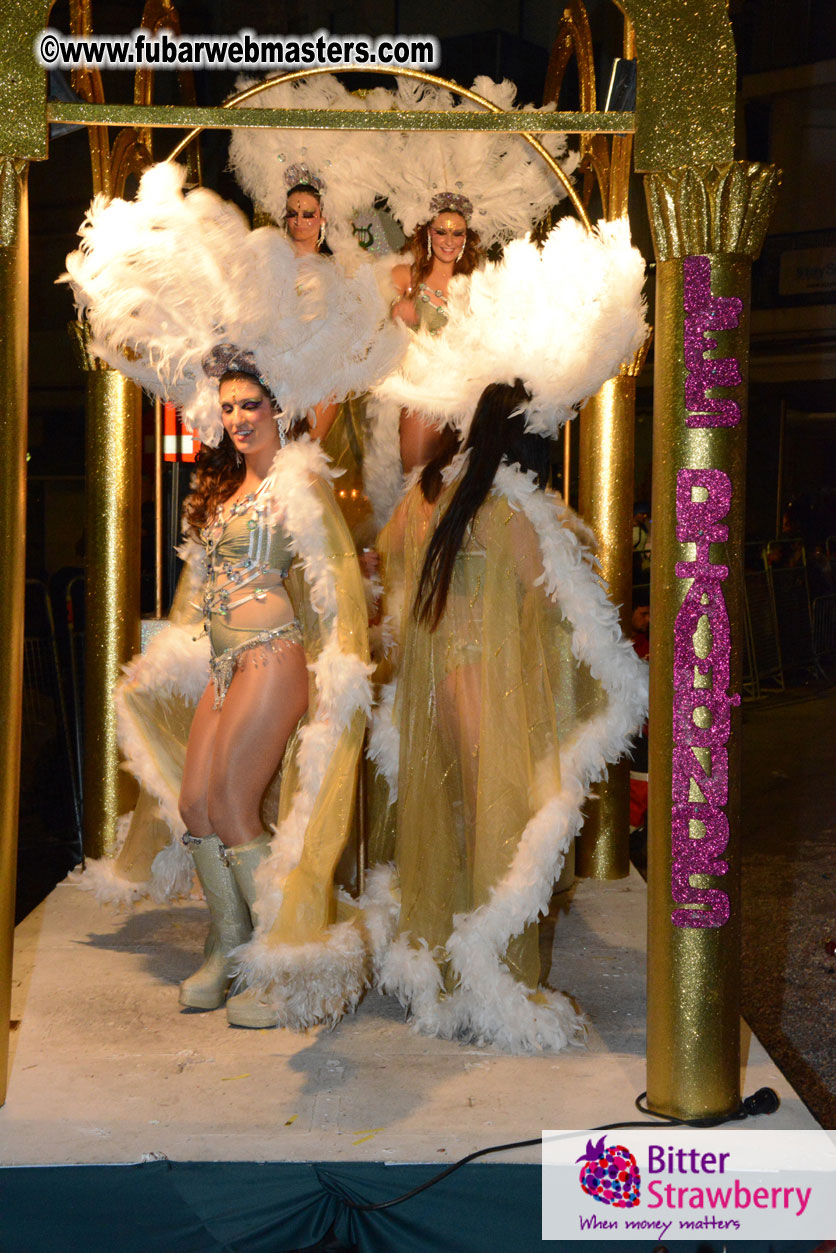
[341,1137,542,1213]
[340,1087,780,1214]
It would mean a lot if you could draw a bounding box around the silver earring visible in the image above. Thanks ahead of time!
[456,235,466,262]
[235,449,243,467]
[426,231,432,261]
[275,414,287,447]
[318,222,326,248]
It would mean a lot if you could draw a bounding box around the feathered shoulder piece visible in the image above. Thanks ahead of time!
[374,216,648,438]
[61,162,406,445]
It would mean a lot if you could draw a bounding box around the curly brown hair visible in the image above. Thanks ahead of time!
[183,370,277,535]
[182,431,245,537]
[405,219,483,290]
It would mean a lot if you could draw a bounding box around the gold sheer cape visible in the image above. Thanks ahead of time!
[77,437,372,1027]
[320,397,374,545]
[367,465,648,1053]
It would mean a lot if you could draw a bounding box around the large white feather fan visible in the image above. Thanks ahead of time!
[373,216,648,437]
[61,162,407,445]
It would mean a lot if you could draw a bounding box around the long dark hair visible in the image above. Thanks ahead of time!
[418,424,461,505]
[413,380,549,630]
[183,435,244,536]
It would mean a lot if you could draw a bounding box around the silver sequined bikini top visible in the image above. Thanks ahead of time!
[199,482,295,619]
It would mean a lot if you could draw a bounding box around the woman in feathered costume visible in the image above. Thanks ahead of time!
[365,219,650,1053]
[227,72,577,523]
[229,73,400,544]
[386,190,481,478]
[63,162,405,1029]
[363,74,578,517]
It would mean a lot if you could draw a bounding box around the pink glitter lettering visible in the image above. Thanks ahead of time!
[671,468,741,928]
[683,255,743,428]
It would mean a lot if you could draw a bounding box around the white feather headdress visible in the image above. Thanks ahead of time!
[61,162,406,445]
[227,74,577,257]
[373,216,648,438]
[375,76,579,247]
[228,74,389,263]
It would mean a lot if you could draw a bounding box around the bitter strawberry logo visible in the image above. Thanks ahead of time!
[577,1136,641,1208]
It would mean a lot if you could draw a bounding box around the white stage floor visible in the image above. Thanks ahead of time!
[2,869,818,1167]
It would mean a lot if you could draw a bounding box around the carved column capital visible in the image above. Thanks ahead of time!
[68,320,111,373]
[619,328,653,378]
[644,162,781,261]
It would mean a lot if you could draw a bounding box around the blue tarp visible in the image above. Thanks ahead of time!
[0,1159,822,1252]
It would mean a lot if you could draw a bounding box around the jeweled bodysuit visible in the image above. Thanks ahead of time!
[199,482,302,707]
[415,285,449,335]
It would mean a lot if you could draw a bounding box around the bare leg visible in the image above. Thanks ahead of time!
[436,661,482,866]
[207,642,309,846]
[179,682,221,836]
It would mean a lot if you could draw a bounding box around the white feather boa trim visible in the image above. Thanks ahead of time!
[367,679,399,803]
[358,863,401,976]
[68,813,141,906]
[236,865,401,1030]
[233,922,368,1030]
[231,437,374,1025]
[74,534,210,902]
[377,463,648,1052]
[116,623,210,801]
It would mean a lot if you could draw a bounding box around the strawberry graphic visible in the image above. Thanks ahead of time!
[576,1136,641,1208]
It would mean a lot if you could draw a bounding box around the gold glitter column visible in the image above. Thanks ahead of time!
[577,340,651,878]
[1,0,49,1109]
[72,327,142,858]
[644,163,779,1119]
[0,159,28,1108]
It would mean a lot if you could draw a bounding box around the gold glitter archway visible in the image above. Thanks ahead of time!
[1,1,777,1124]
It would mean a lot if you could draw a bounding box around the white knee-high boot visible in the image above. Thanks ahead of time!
[224,834,279,1029]
[179,833,252,1010]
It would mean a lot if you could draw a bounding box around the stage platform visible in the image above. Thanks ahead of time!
[0,869,819,1251]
